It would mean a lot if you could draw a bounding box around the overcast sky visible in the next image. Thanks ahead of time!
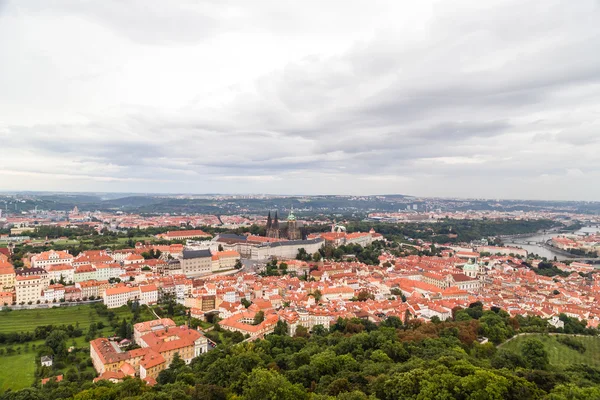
[1,0,600,200]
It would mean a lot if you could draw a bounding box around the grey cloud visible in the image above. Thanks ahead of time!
[5,0,221,44]
[2,0,600,199]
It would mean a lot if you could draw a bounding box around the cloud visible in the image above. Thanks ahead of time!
[1,0,600,199]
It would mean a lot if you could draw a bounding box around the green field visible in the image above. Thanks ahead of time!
[115,236,156,244]
[0,304,157,391]
[501,334,600,367]
[0,305,104,334]
[0,349,36,391]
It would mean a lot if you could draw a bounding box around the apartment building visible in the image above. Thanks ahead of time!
[103,286,140,308]
[181,249,213,276]
[31,250,74,269]
[91,319,208,382]
[0,265,16,290]
[15,275,44,304]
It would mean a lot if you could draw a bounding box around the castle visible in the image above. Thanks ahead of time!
[266,207,300,240]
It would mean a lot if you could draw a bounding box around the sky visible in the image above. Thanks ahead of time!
[1,0,600,200]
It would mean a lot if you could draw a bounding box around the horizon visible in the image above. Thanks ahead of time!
[1,189,600,204]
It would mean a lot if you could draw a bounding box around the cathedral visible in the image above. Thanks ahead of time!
[266,210,280,239]
[266,207,301,240]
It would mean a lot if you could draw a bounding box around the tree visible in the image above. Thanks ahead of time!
[356,290,374,302]
[234,259,243,269]
[45,330,68,359]
[312,289,322,302]
[169,352,186,370]
[192,384,226,400]
[241,298,251,308]
[218,244,224,252]
[274,320,289,336]
[296,248,310,261]
[242,368,308,400]
[491,349,526,370]
[119,319,128,339]
[295,325,309,338]
[253,311,265,325]
[521,338,549,370]
[312,252,322,262]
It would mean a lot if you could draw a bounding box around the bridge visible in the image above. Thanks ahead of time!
[506,240,600,265]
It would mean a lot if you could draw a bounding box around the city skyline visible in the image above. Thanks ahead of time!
[2,1,600,200]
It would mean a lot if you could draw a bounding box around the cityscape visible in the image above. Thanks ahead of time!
[3,0,600,399]
[1,192,600,397]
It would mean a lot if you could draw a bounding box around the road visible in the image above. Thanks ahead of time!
[3,299,103,311]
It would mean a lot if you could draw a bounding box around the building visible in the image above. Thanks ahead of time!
[447,273,481,292]
[73,264,97,282]
[0,291,13,305]
[133,319,177,344]
[286,207,300,240]
[103,286,140,308]
[91,319,208,381]
[95,263,123,281]
[77,280,107,299]
[156,230,212,241]
[31,250,74,269]
[211,250,241,271]
[281,309,331,336]
[47,264,75,284]
[123,254,145,266]
[250,238,324,261]
[0,265,16,290]
[64,286,82,301]
[266,211,280,239]
[219,311,279,340]
[73,250,114,267]
[15,275,44,304]
[308,227,381,248]
[139,284,159,305]
[42,284,66,302]
[181,249,213,276]
[40,356,53,367]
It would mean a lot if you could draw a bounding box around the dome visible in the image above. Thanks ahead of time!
[287,206,296,221]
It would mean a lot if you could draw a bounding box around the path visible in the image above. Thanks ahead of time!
[498,332,593,347]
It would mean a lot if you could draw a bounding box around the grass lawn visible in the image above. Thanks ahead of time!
[50,239,81,245]
[501,334,600,367]
[0,337,100,392]
[0,348,36,392]
[0,305,105,334]
[115,236,156,244]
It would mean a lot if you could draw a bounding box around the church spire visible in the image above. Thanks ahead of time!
[266,211,272,230]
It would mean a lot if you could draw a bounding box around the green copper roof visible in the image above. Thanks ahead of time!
[287,206,296,221]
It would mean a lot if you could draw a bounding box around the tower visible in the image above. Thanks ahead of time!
[267,210,280,239]
[286,206,299,240]
[266,211,272,231]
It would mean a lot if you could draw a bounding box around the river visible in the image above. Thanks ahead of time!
[504,226,600,261]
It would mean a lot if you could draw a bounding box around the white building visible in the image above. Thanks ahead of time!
[103,286,140,308]
[139,284,158,305]
[42,284,66,302]
[250,238,324,261]
[15,275,44,304]
[47,264,75,284]
[31,250,74,269]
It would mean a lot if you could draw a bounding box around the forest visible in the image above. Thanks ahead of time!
[2,303,599,400]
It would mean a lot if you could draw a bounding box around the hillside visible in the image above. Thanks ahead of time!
[501,334,600,367]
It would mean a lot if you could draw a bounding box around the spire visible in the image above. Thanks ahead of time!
[273,211,279,227]
[266,211,272,230]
